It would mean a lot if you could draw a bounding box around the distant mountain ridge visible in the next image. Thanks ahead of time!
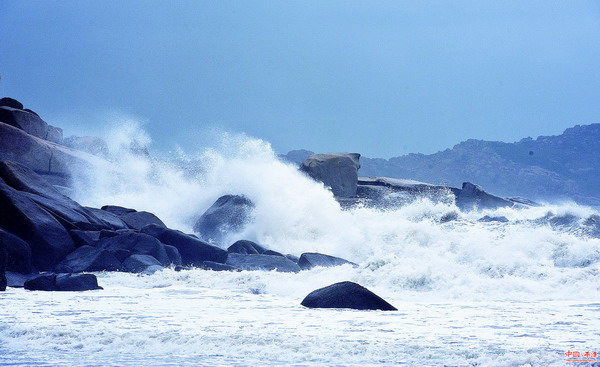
[281,124,600,206]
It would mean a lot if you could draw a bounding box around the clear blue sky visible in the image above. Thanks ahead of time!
[1,1,599,158]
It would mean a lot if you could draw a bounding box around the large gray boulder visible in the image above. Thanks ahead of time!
[0,121,104,178]
[0,178,75,270]
[0,161,114,230]
[301,281,397,311]
[0,106,63,144]
[300,153,361,197]
[193,195,255,244]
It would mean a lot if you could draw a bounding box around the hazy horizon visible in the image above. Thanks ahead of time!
[1,1,600,158]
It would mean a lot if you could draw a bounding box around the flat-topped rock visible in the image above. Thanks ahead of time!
[300,153,361,197]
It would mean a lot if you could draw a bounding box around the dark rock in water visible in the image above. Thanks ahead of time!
[300,153,361,198]
[0,229,33,274]
[227,240,267,255]
[69,230,101,248]
[225,253,301,273]
[54,245,122,273]
[301,281,397,311]
[0,97,24,110]
[440,211,460,223]
[55,273,102,291]
[122,254,162,273]
[142,224,228,266]
[0,238,6,291]
[97,232,170,266]
[24,274,57,291]
[456,182,514,210]
[298,253,357,270]
[142,265,164,275]
[121,211,166,231]
[174,265,192,272]
[0,106,63,143]
[478,215,509,223]
[85,207,128,230]
[25,273,101,291]
[200,261,241,272]
[164,245,182,266]
[63,136,109,157]
[193,195,255,244]
[101,205,137,217]
[583,215,600,238]
[0,178,75,270]
[5,271,38,288]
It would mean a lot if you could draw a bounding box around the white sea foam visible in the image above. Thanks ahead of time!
[67,120,600,302]
[3,121,597,366]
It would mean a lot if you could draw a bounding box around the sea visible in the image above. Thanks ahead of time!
[1,125,598,366]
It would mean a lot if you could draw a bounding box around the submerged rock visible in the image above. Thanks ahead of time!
[225,253,301,273]
[200,261,241,272]
[300,153,361,197]
[478,215,509,223]
[298,252,357,270]
[193,195,255,244]
[301,281,397,311]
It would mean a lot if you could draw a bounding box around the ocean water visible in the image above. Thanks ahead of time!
[1,125,599,366]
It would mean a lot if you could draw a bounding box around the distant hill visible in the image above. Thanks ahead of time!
[281,124,600,206]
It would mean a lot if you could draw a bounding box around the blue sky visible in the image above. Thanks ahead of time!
[1,1,600,158]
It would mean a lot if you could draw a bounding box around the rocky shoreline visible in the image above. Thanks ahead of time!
[0,97,539,310]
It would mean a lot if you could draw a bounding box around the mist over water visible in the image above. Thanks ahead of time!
[68,121,600,303]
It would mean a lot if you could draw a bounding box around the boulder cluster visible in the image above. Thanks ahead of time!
[298,152,536,210]
[0,97,403,310]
